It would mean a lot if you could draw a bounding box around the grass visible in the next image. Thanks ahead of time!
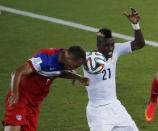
[0,0,158,130]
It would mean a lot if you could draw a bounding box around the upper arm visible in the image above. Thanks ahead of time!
[16,62,34,76]
[58,70,76,78]
[27,48,53,73]
[14,50,45,76]
[130,30,145,51]
[115,42,132,58]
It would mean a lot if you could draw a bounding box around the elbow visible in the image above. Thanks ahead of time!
[140,41,145,48]
[141,40,146,47]
[137,40,145,49]
[15,67,23,77]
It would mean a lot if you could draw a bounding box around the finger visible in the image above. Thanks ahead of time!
[86,82,89,86]
[13,97,18,103]
[123,11,130,17]
[131,8,139,15]
[86,80,90,86]
[131,8,137,13]
[72,79,76,86]
[8,96,17,105]
[8,98,14,106]
[8,96,13,103]
[133,12,139,16]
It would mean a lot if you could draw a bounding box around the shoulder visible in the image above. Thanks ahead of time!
[33,48,62,57]
[114,41,132,51]
[114,41,131,48]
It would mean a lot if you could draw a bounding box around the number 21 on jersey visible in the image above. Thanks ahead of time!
[102,68,111,80]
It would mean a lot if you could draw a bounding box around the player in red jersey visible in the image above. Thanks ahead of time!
[3,46,89,131]
[145,72,158,123]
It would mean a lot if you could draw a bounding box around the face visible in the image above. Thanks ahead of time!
[64,50,83,70]
[97,33,115,58]
[102,38,114,56]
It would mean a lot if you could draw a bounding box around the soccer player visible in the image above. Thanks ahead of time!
[145,72,158,123]
[3,46,89,131]
[83,8,145,131]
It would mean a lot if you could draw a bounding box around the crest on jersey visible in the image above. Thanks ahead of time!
[33,57,42,65]
[16,114,22,121]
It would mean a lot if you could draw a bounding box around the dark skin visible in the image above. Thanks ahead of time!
[8,49,89,106]
[97,8,145,59]
[59,50,83,70]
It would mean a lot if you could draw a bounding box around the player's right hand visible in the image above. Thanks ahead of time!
[123,8,140,24]
[79,77,89,86]
[8,92,19,106]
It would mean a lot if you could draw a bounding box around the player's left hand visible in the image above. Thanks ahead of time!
[123,8,140,24]
[71,79,76,86]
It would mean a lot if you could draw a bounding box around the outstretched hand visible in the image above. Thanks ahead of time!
[71,77,89,86]
[124,8,140,24]
[79,77,89,86]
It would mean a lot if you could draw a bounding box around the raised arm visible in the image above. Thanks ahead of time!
[124,8,145,51]
[9,62,33,105]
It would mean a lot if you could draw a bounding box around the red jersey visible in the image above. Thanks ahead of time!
[3,48,67,130]
[151,78,158,95]
[17,48,65,107]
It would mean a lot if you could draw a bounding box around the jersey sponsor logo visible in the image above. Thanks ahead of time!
[49,67,56,70]
[16,114,22,121]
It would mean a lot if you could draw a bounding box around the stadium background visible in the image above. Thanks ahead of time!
[0,0,158,130]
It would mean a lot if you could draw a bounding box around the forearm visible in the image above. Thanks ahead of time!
[124,8,145,50]
[59,71,82,81]
[130,23,145,50]
[11,70,22,95]
[11,62,33,95]
[133,27,145,47]
[59,71,89,86]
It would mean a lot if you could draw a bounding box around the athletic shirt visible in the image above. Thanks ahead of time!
[151,77,158,94]
[18,48,65,107]
[83,42,132,106]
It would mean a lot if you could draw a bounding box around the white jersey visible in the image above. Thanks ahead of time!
[83,41,132,106]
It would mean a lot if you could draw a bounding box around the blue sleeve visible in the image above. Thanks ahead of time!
[28,52,63,77]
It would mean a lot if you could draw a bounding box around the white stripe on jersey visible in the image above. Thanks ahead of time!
[38,70,62,77]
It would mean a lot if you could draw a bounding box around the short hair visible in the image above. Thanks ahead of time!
[98,28,112,38]
[68,46,86,61]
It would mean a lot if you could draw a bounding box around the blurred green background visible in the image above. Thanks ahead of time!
[0,0,158,130]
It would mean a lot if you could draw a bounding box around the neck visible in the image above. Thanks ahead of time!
[104,54,111,60]
[98,50,112,60]
[58,50,65,64]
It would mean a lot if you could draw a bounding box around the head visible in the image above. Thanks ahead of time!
[97,28,115,59]
[63,46,86,70]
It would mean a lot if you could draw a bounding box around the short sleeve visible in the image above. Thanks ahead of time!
[114,41,132,58]
[28,57,43,72]
[27,49,64,77]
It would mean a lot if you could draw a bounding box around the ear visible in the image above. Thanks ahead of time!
[64,49,69,57]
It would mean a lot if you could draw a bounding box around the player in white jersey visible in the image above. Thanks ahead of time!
[83,8,145,131]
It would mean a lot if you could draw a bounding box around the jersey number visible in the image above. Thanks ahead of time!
[102,68,111,80]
